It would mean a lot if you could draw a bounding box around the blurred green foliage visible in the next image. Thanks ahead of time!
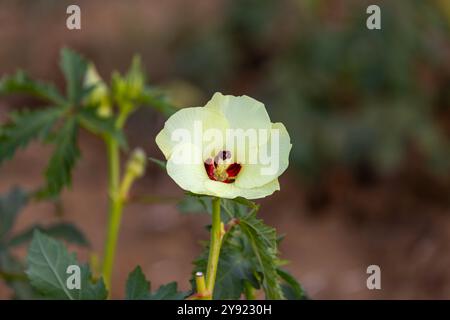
[173,0,450,180]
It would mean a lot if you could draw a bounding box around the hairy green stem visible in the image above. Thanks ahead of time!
[205,197,223,299]
[194,271,209,300]
[102,137,122,293]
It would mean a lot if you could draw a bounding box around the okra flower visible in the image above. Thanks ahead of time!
[156,93,291,199]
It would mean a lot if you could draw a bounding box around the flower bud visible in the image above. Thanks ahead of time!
[125,56,144,99]
[126,148,147,178]
[84,64,111,118]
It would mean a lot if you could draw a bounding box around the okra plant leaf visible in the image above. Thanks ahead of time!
[125,266,186,300]
[125,266,150,300]
[190,197,301,300]
[220,198,255,220]
[277,268,308,300]
[78,108,127,148]
[60,48,89,105]
[0,187,28,239]
[177,193,211,215]
[149,282,186,300]
[231,197,259,210]
[0,70,66,105]
[26,230,107,300]
[213,249,252,299]
[0,251,37,299]
[0,107,62,164]
[41,118,80,197]
[194,234,259,299]
[75,264,108,300]
[139,88,177,117]
[8,222,90,248]
[178,194,251,220]
[239,212,285,299]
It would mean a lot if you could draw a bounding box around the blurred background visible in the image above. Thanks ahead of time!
[1,0,450,299]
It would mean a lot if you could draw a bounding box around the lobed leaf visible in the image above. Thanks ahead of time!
[0,70,66,105]
[177,193,212,215]
[78,108,127,148]
[0,107,62,164]
[125,266,150,300]
[277,268,308,300]
[0,251,37,299]
[26,230,107,300]
[125,266,186,300]
[239,212,285,299]
[0,187,28,240]
[41,118,80,197]
[8,222,89,248]
[138,88,177,117]
[60,48,89,105]
[149,282,186,300]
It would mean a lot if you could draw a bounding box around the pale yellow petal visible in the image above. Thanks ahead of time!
[204,178,280,200]
[235,122,291,189]
[166,143,209,194]
[205,92,271,135]
[156,106,228,159]
[155,128,173,160]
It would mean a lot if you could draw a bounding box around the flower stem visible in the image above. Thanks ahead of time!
[194,272,210,300]
[205,197,223,299]
[102,137,122,293]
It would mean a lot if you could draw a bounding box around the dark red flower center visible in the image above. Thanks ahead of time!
[204,150,242,183]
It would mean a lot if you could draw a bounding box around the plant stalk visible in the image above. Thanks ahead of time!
[102,137,122,293]
[194,272,209,300]
[205,197,223,299]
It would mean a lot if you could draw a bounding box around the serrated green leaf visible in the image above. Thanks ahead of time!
[0,251,37,299]
[213,242,259,299]
[60,48,89,105]
[8,222,89,248]
[0,187,28,240]
[277,268,308,300]
[177,193,211,215]
[190,198,288,300]
[78,108,127,148]
[220,198,254,220]
[0,107,62,163]
[178,195,253,222]
[0,70,66,105]
[239,213,285,299]
[138,88,177,117]
[76,264,108,300]
[231,197,259,210]
[125,266,150,300]
[26,230,107,300]
[41,118,80,197]
[149,282,186,300]
[125,265,186,300]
